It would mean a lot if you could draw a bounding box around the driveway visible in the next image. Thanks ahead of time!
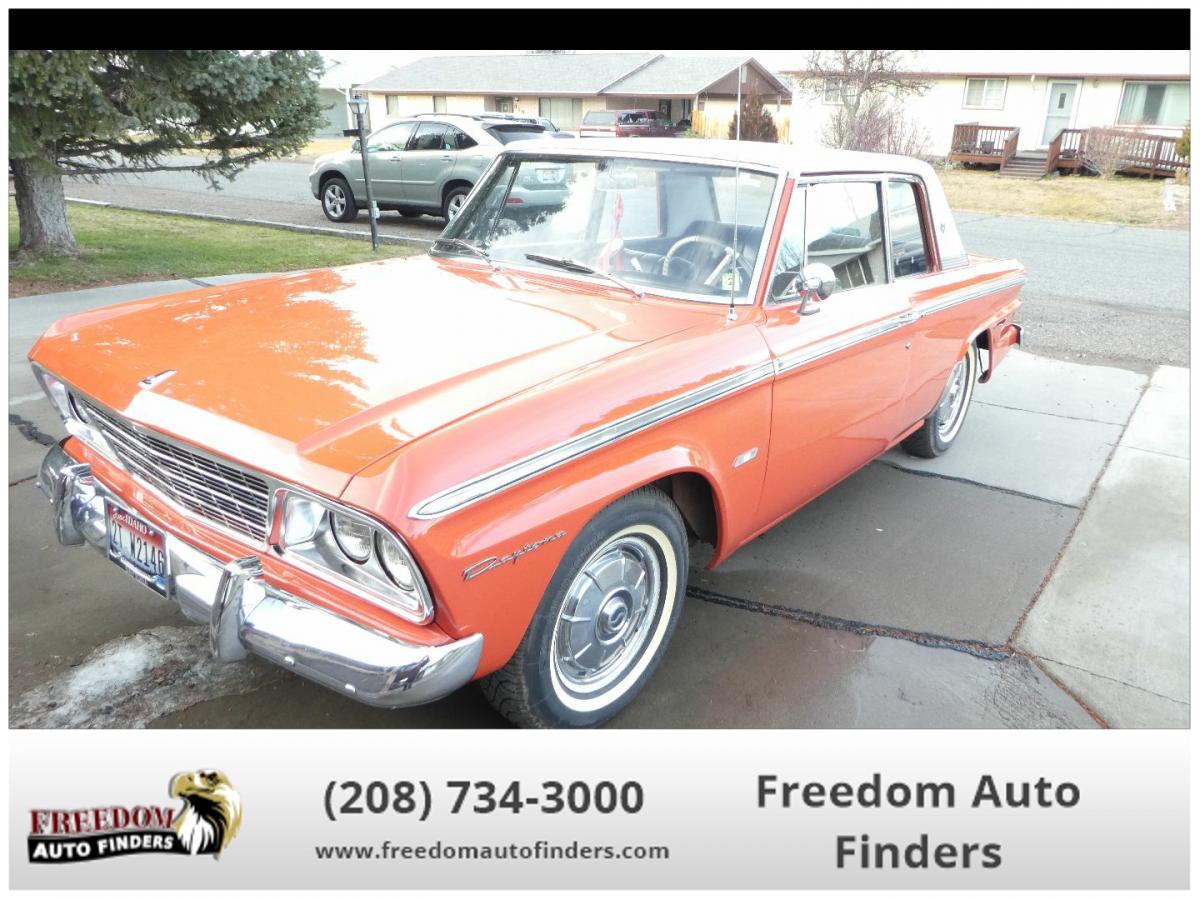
[9,278,1187,729]
[57,157,1190,372]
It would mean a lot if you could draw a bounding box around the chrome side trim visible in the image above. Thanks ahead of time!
[410,361,776,520]
[774,274,1026,375]
[917,274,1026,318]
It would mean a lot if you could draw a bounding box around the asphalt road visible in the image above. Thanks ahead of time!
[59,157,1189,372]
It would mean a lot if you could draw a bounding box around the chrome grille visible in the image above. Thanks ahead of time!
[78,398,271,542]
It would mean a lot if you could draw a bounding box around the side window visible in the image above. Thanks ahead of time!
[887,180,932,277]
[367,122,414,152]
[804,181,885,295]
[769,187,806,300]
[448,127,477,150]
[411,122,449,151]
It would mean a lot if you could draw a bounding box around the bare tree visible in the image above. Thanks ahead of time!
[1083,128,1138,177]
[823,93,930,157]
[796,50,930,150]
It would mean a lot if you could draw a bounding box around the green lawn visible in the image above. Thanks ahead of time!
[9,200,417,297]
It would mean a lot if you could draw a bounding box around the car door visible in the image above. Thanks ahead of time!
[358,121,414,204]
[403,122,454,207]
[754,178,915,529]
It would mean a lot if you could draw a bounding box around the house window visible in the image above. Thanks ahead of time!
[823,78,858,105]
[385,95,400,116]
[433,96,447,113]
[494,96,514,113]
[1118,81,1190,127]
[963,78,1007,110]
[680,98,693,121]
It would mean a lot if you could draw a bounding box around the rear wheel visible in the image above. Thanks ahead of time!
[480,487,688,728]
[901,344,979,458]
[321,176,357,223]
[442,185,471,221]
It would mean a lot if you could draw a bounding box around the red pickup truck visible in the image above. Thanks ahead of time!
[580,109,675,138]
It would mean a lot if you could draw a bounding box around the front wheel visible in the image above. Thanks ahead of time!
[480,487,688,728]
[320,176,357,223]
[901,344,979,458]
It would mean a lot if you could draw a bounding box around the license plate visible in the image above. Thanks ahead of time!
[106,502,168,596]
[537,167,563,183]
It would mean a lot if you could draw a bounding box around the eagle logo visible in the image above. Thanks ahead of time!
[169,770,242,857]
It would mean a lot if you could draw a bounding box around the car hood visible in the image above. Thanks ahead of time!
[30,256,713,497]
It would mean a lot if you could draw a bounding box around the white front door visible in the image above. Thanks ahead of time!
[1042,81,1079,146]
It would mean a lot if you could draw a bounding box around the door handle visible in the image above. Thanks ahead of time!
[440,155,453,161]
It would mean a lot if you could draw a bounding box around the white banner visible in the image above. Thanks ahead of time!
[8,729,1189,890]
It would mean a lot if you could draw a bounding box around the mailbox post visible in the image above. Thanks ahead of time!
[349,94,380,251]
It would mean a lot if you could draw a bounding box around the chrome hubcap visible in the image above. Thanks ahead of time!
[552,535,662,695]
[936,356,970,440]
[324,184,346,217]
[447,193,465,217]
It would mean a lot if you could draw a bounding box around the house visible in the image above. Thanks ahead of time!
[783,50,1190,176]
[316,57,391,137]
[356,52,792,139]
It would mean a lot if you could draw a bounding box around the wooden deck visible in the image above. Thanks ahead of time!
[950,124,1188,179]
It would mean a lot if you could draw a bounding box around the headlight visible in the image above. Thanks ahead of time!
[37,370,72,419]
[276,490,433,623]
[331,513,372,563]
[32,366,122,466]
[378,536,416,590]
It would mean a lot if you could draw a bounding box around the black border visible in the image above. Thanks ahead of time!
[7,8,1190,51]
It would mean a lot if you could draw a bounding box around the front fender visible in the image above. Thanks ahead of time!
[341,381,773,678]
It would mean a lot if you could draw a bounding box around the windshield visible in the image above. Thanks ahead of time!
[437,154,778,302]
[583,111,617,126]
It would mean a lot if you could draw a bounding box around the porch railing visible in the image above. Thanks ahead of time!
[950,124,1021,164]
[1046,128,1085,173]
[1046,127,1188,177]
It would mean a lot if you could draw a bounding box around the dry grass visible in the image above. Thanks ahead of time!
[939,166,1189,229]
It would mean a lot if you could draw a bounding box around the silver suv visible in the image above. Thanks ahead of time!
[309,113,549,222]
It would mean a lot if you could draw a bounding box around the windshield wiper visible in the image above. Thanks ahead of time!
[524,254,643,299]
[435,237,494,267]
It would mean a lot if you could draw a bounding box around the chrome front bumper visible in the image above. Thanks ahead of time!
[37,442,483,709]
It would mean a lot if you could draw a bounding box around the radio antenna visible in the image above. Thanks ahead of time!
[728,62,744,322]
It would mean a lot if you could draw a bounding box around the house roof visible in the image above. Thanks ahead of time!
[604,55,791,97]
[319,57,391,91]
[357,52,793,98]
[358,52,662,95]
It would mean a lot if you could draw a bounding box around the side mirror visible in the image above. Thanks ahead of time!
[801,263,836,300]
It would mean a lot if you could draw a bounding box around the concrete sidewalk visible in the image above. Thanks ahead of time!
[1016,366,1190,727]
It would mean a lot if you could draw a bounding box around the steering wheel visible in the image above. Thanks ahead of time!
[661,234,744,287]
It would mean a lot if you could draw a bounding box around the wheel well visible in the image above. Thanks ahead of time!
[442,179,473,202]
[318,170,346,191]
[973,328,992,381]
[652,472,718,549]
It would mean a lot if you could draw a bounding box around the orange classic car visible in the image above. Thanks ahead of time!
[31,139,1023,727]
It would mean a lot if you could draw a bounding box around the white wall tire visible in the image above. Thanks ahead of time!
[902,344,979,458]
[480,487,688,728]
